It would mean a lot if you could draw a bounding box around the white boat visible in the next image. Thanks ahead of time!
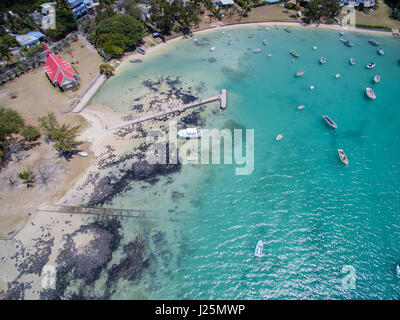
[369,39,380,46]
[338,149,349,166]
[130,58,143,63]
[296,69,305,77]
[193,38,198,42]
[320,57,326,64]
[396,263,400,278]
[77,151,88,157]
[313,46,317,50]
[263,39,268,46]
[178,128,202,139]
[340,31,344,36]
[265,28,270,31]
[374,75,380,83]
[253,48,262,53]
[366,87,376,99]
[350,58,356,65]
[378,48,384,55]
[366,62,376,69]
[209,47,216,51]
[297,105,306,110]
[254,240,263,257]
[275,134,283,141]
[335,74,341,78]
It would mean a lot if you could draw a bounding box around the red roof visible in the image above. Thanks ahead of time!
[44,52,77,87]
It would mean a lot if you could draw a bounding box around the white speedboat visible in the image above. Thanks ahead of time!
[296,69,305,77]
[313,46,317,50]
[178,128,202,139]
[374,75,380,83]
[265,28,270,31]
[320,57,326,64]
[366,87,376,99]
[340,31,344,36]
[254,240,263,257]
[297,105,306,110]
[275,134,283,141]
[254,48,262,53]
[338,149,349,166]
[263,39,268,46]
[350,58,356,65]
[193,38,198,42]
[209,46,216,51]
[378,48,384,55]
[396,263,400,278]
[366,62,376,69]
[335,73,341,78]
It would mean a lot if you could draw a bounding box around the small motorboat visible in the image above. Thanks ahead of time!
[193,38,198,42]
[378,48,384,55]
[290,50,300,58]
[263,39,268,46]
[249,34,254,38]
[227,39,232,45]
[310,85,315,90]
[209,46,216,51]
[374,75,380,83]
[296,69,305,77]
[322,115,338,129]
[335,74,341,78]
[369,39,380,46]
[320,57,326,64]
[178,128,202,139]
[297,105,306,110]
[340,38,354,47]
[253,48,262,53]
[275,134,283,141]
[254,240,263,257]
[313,46,317,50]
[130,58,143,63]
[338,149,349,166]
[366,62,376,69]
[265,28,270,31]
[396,263,400,278]
[136,47,146,55]
[350,58,356,65]
[340,31,344,36]
[284,28,291,33]
[366,87,376,99]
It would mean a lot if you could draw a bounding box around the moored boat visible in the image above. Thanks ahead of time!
[345,40,354,47]
[297,105,306,110]
[338,149,349,166]
[369,39,380,46]
[366,87,376,99]
[253,48,262,53]
[136,47,146,55]
[209,46,216,51]
[320,57,326,64]
[178,128,202,139]
[275,134,283,141]
[378,48,384,55]
[254,240,263,257]
[290,50,300,57]
[263,39,268,46]
[366,62,376,69]
[313,46,317,50]
[373,75,380,83]
[296,69,305,77]
[350,58,356,65]
[396,263,400,278]
[335,73,341,78]
[130,58,143,63]
[322,115,338,129]
[284,28,291,33]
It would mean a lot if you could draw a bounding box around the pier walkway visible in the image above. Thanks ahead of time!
[109,89,227,131]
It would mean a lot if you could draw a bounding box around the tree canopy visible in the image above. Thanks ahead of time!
[93,14,145,58]
[304,0,341,22]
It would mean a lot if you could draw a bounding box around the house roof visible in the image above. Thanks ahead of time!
[44,52,77,86]
[15,34,39,47]
[220,0,235,4]
[26,31,45,39]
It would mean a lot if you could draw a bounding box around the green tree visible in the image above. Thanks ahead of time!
[18,170,35,188]
[149,0,176,34]
[304,0,340,22]
[38,112,81,156]
[0,107,24,140]
[21,125,41,142]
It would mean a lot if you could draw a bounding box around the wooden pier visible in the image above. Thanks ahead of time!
[37,204,178,221]
[109,89,227,131]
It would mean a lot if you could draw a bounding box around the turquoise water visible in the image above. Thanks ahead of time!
[95,27,400,299]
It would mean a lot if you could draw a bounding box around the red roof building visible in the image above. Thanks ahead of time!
[44,48,79,91]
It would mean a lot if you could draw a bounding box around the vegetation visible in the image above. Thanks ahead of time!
[18,170,35,188]
[46,7,78,41]
[38,112,81,156]
[99,63,115,76]
[304,0,341,22]
[92,14,145,59]
[21,43,44,57]
[0,107,25,161]
[21,125,41,142]
[0,34,18,61]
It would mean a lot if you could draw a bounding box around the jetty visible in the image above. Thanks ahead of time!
[109,89,227,131]
[37,204,178,221]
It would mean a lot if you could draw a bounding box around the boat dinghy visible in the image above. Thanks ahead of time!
[378,48,384,55]
[320,57,326,64]
[366,87,376,99]
[373,75,380,83]
[322,115,338,129]
[366,62,376,69]
[350,58,356,65]
[275,134,283,141]
[296,69,305,77]
[253,48,262,53]
[290,50,300,58]
[338,149,349,166]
